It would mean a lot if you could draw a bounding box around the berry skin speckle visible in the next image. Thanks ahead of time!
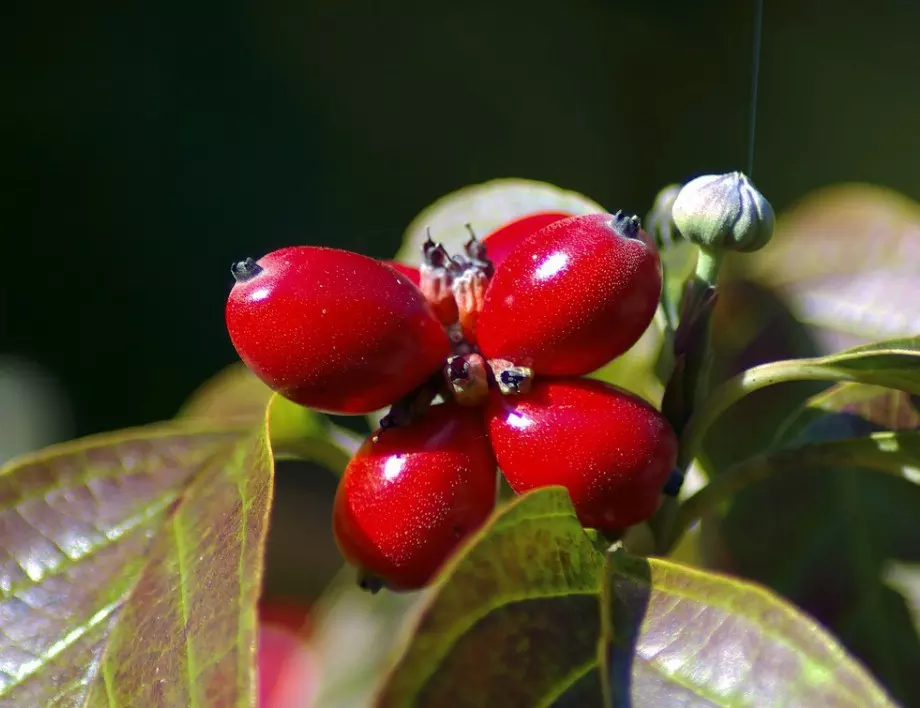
[485,378,677,532]
[225,246,450,415]
[475,213,662,377]
[333,404,497,590]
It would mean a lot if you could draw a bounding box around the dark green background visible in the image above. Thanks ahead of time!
[6,0,920,437]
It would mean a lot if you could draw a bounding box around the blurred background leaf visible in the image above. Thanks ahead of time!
[734,184,920,351]
[309,568,430,708]
[706,383,920,707]
[0,355,72,466]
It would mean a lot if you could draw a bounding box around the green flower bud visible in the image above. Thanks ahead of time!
[644,183,683,248]
[671,171,774,253]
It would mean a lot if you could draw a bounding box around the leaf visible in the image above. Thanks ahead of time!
[883,561,920,637]
[177,363,274,424]
[376,487,606,708]
[682,335,920,471]
[589,320,665,406]
[180,364,357,472]
[600,551,895,707]
[712,381,920,706]
[695,279,824,474]
[736,184,920,350]
[394,178,606,265]
[0,419,273,707]
[740,336,920,399]
[775,382,920,448]
[309,568,430,708]
[266,395,354,473]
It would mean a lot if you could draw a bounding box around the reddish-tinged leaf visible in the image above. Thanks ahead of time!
[602,552,896,707]
[737,184,920,350]
[714,382,920,706]
[0,421,273,707]
[375,487,606,708]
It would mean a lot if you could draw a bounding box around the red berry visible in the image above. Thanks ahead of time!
[482,211,570,270]
[226,247,450,415]
[475,213,662,376]
[333,404,497,590]
[485,378,677,532]
[383,261,421,288]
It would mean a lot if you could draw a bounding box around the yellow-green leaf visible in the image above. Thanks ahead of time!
[179,363,357,473]
[177,362,274,424]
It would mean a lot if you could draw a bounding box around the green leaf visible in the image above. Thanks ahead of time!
[735,183,920,348]
[680,335,920,470]
[376,487,606,708]
[676,430,920,542]
[601,551,896,707]
[775,382,920,447]
[177,362,275,424]
[733,335,920,398]
[180,363,357,472]
[266,394,354,472]
[395,178,606,265]
[589,321,665,406]
[710,381,920,706]
[309,568,430,708]
[0,420,273,707]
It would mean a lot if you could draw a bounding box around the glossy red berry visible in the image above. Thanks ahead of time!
[476,212,662,376]
[226,247,450,415]
[333,404,497,590]
[481,211,570,270]
[485,378,677,532]
[383,261,421,287]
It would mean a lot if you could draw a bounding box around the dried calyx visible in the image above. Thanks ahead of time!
[644,183,683,249]
[445,353,489,405]
[419,225,495,337]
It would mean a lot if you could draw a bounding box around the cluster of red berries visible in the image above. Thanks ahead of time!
[226,209,678,591]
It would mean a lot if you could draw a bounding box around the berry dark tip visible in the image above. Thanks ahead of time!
[357,571,385,594]
[662,468,685,497]
[611,211,642,239]
[230,258,263,283]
